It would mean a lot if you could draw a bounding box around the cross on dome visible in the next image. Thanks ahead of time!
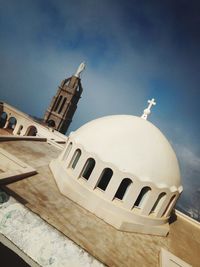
[141,98,156,120]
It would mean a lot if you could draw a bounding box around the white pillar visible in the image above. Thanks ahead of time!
[165,195,178,217]
[13,123,20,135]
[123,183,142,210]
[141,191,158,216]
[87,161,105,189]
[64,146,78,167]
[104,172,122,201]
[4,119,9,128]
[73,152,88,178]
[156,194,173,218]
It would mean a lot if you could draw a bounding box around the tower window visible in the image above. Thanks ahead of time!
[114,178,133,200]
[133,186,151,208]
[54,95,62,112]
[58,97,67,114]
[96,168,113,191]
[69,149,81,169]
[80,158,95,180]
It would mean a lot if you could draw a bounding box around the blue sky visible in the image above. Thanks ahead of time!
[0,0,200,218]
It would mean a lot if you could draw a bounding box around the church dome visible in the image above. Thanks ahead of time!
[71,115,181,189]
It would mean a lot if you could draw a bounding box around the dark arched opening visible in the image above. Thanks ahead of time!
[96,168,113,191]
[47,120,56,128]
[80,158,95,180]
[69,149,81,169]
[134,186,151,208]
[58,97,67,114]
[7,117,17,132]
[150,192,166,214]
[54,95,62,112]
[114,178,133,200]
[0,112,7,128]
[25,125,37,136]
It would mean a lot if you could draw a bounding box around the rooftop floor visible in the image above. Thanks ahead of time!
[0,140,199,267]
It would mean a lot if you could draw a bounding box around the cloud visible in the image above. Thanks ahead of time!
[174,143,200,191]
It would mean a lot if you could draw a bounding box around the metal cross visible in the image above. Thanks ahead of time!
[147,98,156,110]
[141,98,156,120]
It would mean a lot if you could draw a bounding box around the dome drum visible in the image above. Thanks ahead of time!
[50,117,182,237]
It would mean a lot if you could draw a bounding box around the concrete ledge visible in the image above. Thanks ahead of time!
[0,234,40,267]
[0,148,37,185]
[0,135,47,142]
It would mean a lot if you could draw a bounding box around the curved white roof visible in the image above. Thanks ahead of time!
[71,115,181,189]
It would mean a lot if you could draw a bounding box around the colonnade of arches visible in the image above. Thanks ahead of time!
[0,111,38,136]
[63,143,178,218]
[0,112,17,132]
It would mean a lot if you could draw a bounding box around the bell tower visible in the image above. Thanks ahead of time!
[43,63,85,134]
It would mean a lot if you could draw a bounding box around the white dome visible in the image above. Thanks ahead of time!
[71,115,181,189]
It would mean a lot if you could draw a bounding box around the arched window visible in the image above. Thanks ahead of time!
[0,112,7,128]
[150,192,166,214]
[133,186,151,208]
[96,168,113,191]
[64,142,72,160]
[17,125,23,135]
[7,117,17,131]
[58,97,67,114]
[80,158,95,180]
[54,95,62,111]
[162,194,176,217]
[69,149,81,169]
[25,126,37,136]
[114,178,133,200]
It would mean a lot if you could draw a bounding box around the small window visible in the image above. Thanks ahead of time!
[80,158,95,180]
[134,186,151,208]
[54,95,62,111]
[58,97,67,114]
[150,192,166,214]
[114,178,132,200]
[96,168,113,191]
[70,149,81,169]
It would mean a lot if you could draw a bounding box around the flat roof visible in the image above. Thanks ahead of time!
[0,140,199,267]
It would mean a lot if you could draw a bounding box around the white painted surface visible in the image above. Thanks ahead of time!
[71,115,181,189]
[0,197,104,267]
[160,248,192,267]
[74,62,86,78]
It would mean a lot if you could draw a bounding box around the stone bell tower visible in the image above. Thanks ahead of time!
[43,63,85,134]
